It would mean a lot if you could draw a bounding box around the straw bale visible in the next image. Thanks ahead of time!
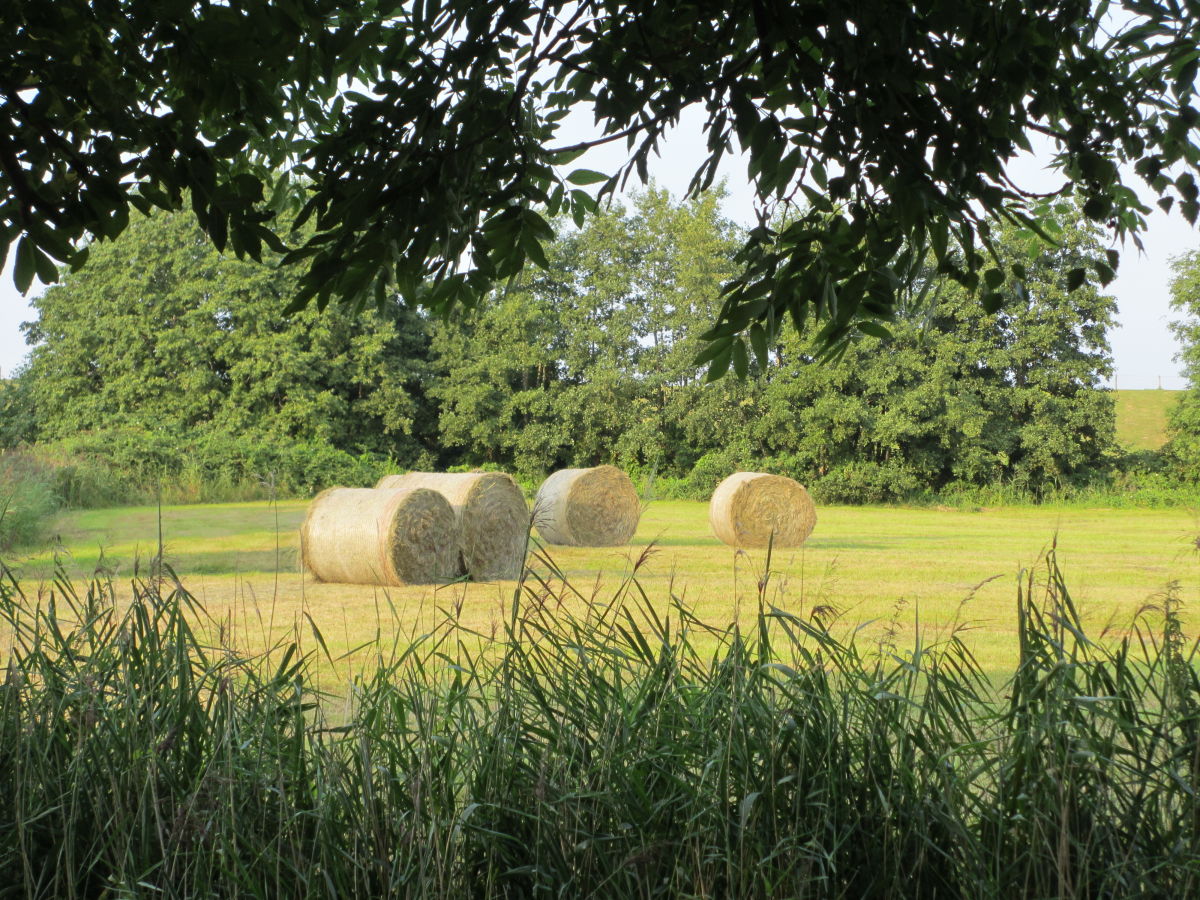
[534,465,640,546]
[300,486,458,585]
[375,472,529,580]
[709,471,817,549]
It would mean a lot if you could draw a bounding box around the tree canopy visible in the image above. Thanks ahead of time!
[432,189,1117,498]
[10,188,1118,501]
[1165,247,1200,473]
[20,206,438,464]
[4,1,1199,363]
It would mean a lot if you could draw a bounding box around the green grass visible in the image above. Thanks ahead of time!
[3,499,1197,678]
[1115,389,1184,450]
[0,544,1197,897]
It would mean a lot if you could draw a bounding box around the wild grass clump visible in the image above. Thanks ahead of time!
[0,452,61,550]
[0,547,1196,897]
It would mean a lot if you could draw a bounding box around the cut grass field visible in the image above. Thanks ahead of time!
[6,498,1198,679]
[1115,388,1184,450]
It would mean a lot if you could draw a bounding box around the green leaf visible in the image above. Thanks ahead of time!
[213,128,251,156]
[566,169,608,186]
[14,238,35,293]
[930,219,949,262]
[855,320,893,340]
[31,243,58,285]
[548,147,587,165]
[738,791,762,831]
[522,233,549,269]
[258,223,289,254]
[731,337,748,379]
[981,291,1005,313]
[748,323,770,370]
[520,208,555,242]
[811,161,827,189]
[1082,196,1111,221]
[705,343,734,381]
[570,189,598,213]
[1066,267,1087,291]
[694,336,732,366]
[68,244,89,271]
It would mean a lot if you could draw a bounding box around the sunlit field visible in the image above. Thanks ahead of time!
[1114,389,1184,450]
[4,498,1196,679]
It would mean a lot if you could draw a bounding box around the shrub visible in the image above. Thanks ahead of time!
[639,472,691,501]
[0,452,61,549]
[684,441,758,500]
[808,460,924,504]
[21,431,401,508]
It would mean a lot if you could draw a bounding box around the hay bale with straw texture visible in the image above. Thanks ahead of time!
[301,487,458,585]
[709,472,817,549]
[375,472,529,580]
[534,465,640,546]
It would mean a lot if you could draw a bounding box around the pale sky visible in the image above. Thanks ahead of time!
[1,106,1195,388]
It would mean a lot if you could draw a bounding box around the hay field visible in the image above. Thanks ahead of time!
[6,499,1198,678]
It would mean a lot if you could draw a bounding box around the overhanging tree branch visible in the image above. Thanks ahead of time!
[0,0,1197,375]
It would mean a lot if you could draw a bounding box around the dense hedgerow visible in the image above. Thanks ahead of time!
[0,547,1196,898]
[4,431,397,510]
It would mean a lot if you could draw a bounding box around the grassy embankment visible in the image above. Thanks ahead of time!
[1115,388,1184,450]
[5,499,1197,679]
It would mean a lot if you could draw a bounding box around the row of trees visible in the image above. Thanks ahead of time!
[430,190,1120,500]
[1,188,1170,503]
[1168,251,1200,474]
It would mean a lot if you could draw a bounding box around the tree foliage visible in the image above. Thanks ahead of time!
[1166,248,1200,475]
[8,187,1123,503]
[745,218,1118,500]
[19,206,437,464]
[434,189,1117,500]
[3,1,1199,358]
[432,188,744,474]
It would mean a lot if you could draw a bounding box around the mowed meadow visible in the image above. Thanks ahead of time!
[8,496,1198,679]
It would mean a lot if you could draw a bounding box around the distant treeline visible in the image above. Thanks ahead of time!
[1,190,1196,508]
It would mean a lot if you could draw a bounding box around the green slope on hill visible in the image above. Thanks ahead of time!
[1114,389,1183,450]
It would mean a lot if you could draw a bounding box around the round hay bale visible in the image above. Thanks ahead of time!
[375,472,529,580]
[300,487,459,586]
[709,472,817,549]
[534,465,640,546]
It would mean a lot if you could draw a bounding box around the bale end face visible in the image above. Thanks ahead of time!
[379,471,529,580]
[709,472,816,549]
[534,465,640,546]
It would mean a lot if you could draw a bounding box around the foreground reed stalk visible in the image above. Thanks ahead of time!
[0,546,1196,898]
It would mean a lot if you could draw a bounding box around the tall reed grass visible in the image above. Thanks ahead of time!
[0,453,60,550]
[0,546,1196,897]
